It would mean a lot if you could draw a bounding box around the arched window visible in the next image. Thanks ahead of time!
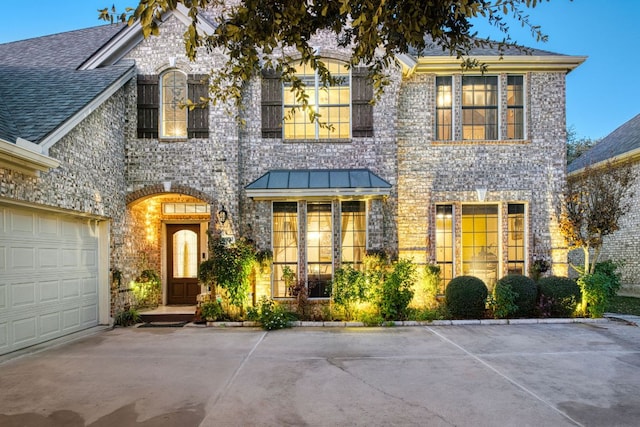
[160,70,188,138]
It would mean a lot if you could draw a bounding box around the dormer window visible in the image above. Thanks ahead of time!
[160,70,188,138]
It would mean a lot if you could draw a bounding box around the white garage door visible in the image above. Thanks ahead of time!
[0,205,101,355]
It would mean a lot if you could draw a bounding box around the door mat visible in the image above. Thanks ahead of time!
[137,321,188,328]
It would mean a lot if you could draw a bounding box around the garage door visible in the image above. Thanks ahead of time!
[0,205,100,355]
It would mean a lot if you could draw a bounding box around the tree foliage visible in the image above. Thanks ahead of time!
[559,161,635,275]
[566,125,600,165]
[100,0,549,116]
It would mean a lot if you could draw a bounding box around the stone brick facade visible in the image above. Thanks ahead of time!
[1,11,579,315]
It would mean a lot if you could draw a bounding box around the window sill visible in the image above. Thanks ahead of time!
[432,139,531,146]
[158,138,189,143]
[283,138,352,144]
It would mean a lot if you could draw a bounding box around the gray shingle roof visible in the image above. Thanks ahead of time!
[0,24,131,145]
[568,114,640,173]
[408,35,564,57]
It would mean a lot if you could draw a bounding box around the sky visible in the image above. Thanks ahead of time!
[0,0,638,141]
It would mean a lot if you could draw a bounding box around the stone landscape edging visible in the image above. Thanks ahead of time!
[200,317,610,328]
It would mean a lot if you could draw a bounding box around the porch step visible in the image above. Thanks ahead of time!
[139,313,196,323]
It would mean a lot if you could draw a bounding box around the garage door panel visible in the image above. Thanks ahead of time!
[62,308,80,331]
[0,284,5,309]
[40,312,61,338]
[10,247,35,270]
[62,279,81,299]
[9,211,35,235]
[39,280,60,303]
[38,214,59,237]
[83,276,98,296]
[38,247,59,268]
[0,246,5,271]
[0,322,7,349]
[62,248,79,267]
[13,316,37,345]
[82,304,98,325]
[11,282,36,307]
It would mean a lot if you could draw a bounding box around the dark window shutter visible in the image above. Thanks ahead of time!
[137,75,159,139]
[188,74,209,138]
[261,70,283,138]
[351,67,373,138]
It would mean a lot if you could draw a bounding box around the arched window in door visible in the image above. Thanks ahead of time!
[172,229,198,278]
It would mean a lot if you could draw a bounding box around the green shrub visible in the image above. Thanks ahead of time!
[376,259,416,320]
[445,276,488,319]
[114,307,141,327]
[594,260,623,297]
[579,272,612,318]
[131,269,161,308]
[254,296,295,330]
[200,301,224,321]
[490,282,518,319]
[331,265,367,321]
[495,275,537,317]
[537,276,581,317]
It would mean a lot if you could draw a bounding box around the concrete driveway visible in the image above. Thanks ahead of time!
[1,321,639,427]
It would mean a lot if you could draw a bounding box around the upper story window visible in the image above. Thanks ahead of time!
[137,73,209,140]
[507,76,524,139]
[261,62,373,140]
[462,76,498,140]
[435,74,525,142]
[161,70,188,138]
[436,76,453,141]
[284,60,350,140]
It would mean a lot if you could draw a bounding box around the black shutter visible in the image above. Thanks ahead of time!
[351,67,373,138]
[137,75,159,139]
[261,70,283,138]
[188,74,210,138]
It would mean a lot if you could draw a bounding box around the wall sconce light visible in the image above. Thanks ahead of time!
[476,187,487,202]
[162,181,172,192]
[217,205,228,224]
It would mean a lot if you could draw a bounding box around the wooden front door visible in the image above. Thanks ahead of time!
[167,224,201,304]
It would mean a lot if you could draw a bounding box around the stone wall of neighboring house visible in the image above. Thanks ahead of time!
[396,71,568,275]
[122,14,239,231]
[568,161,640,296]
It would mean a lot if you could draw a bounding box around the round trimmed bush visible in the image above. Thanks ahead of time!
[445,276,488,319]
[495,275,537,317]
[538,276,581,317]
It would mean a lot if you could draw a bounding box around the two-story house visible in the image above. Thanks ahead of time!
[0,5,584,354]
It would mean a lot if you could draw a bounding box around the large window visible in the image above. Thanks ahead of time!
[283,60,350,140]
[462,76,498,140]
[307,203,333,297]
[341,201,366,269]
[461,205,499,290]
[160,70,188,138]
[272,202,298,297]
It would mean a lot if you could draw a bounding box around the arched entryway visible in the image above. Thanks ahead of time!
[124,186,215,306]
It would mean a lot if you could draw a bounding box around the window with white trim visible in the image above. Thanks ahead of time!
[434,74,525,141]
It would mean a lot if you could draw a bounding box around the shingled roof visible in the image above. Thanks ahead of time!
[568,114,640,173]
[0,24,132,146]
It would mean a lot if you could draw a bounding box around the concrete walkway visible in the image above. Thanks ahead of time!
[1,320,639,426]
